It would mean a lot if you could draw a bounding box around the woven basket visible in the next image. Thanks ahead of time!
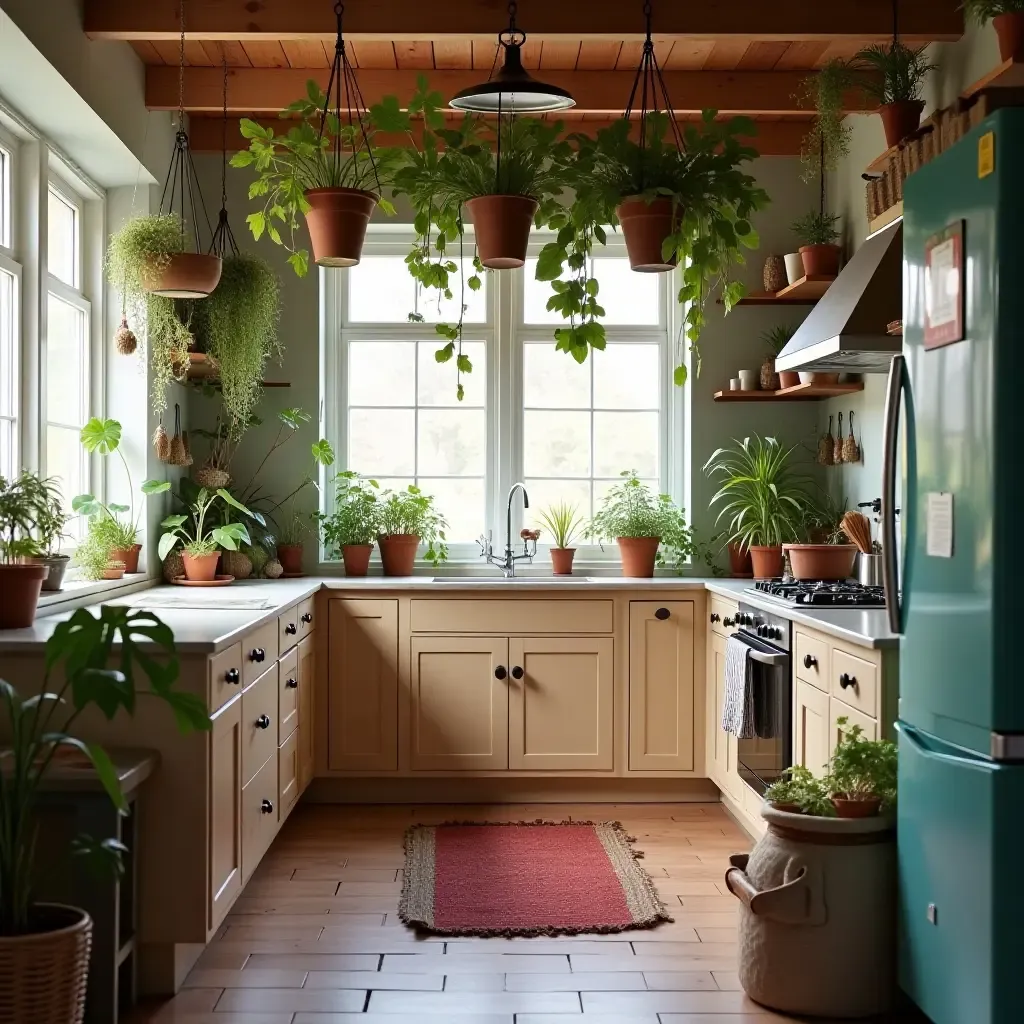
[0,905,91,1023]
[195,466,230,490]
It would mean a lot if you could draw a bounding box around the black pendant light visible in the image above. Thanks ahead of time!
[449,2,575,114]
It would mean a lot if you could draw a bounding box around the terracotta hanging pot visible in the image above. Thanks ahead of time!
[109,544,142,574]
[276,544,304,575]
[342,544,373,577]
[617,536,661,578]
[182,551,221,582]
[464,195,539,270]
[784,544,858,581]
[799,244,841,277]
[994,13,1024,62]
[143,252,223,298]
[878,100,925,148]
[616,196,678,272]
[378,534,420,576]
[304,187,378,267]
[550,548,577,576]
[0,563,49,629]
[749,545,784,579]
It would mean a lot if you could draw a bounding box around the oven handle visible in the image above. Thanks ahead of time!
[733,634,789,667]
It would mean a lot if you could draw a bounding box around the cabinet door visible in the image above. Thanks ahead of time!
[829,698,878,761]
[327,599,398,772]
[628,601,695,771]
[209,696,243,930]
[794,678,832,778]
[508,636,614,771]
[410,636,509,771]
[706,631,731,786]
[296,634,315,793]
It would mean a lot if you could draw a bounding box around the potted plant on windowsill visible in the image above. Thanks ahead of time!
[826,717,898,818]
[535,501,585,576]
[0,605,209,1020]
[0,472,54,628]
[852,42,937,148]
[158,487,256,582]
[26,475,72,592]
[375,485,448,577]
[704,436,809,579]
[316,470,380,577]
[964,0,1024,63]
[792,210,842,278]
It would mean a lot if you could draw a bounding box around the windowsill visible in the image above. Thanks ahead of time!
[315,561,709,578]
[36,574,158,614]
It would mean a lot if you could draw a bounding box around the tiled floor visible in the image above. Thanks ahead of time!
[130,802,919,1023]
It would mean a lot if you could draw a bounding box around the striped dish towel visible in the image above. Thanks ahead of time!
[722,634,755,738]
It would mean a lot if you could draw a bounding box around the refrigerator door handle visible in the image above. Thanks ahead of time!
[882,354,906,635]
[898,722,997,770]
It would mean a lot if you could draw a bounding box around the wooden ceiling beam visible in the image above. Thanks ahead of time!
[147,67,875,115]
[86,0,963,42]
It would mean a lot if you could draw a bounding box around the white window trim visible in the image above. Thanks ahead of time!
[0,126,21,477]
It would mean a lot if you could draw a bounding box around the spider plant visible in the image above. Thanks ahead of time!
[535,501,584,550]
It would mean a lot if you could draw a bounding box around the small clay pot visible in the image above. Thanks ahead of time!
[276,544,304,575]
[770,802,803,815]
[994,12,1024,62]
[550,548,576,576]
[879,100,925,148]
[109,544,142,574]
[617,536,660,578]
[182,551,220,582]
[727,543,753,577]
[799,244,841,278]
[304,187,378,268]
[378,534,420,576]
[785,544,858,581]
[749,545,784,580]
[616,196,678,272]
[37,554,70,592]
[102,564,126,581]
[342,544,373,577]
[0,563,49,628]
[143,252,222,299]
[778,371,801,389]
[832,795,883,819]
[464,195,539,270]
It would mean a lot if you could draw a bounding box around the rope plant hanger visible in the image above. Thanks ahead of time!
[209,57,238,259]
[148,0,222,298]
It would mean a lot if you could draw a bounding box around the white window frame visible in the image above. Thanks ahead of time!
[322,226,685,570]
[0,126,21,477]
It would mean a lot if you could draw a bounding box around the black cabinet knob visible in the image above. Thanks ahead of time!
[301,612,313,624]
[285,623,297,635]
[710,613,720,623]
[511,666,525,680]
[255,714,271,729]
[723,617,735,628]
[225,667,240,684]
[261,799,274,814]
[803,654,817,669]
[494,665,507,680]
[250,648,265,663]
[286,677,298,689]
[654,607,670,620]
[840,673,856,690]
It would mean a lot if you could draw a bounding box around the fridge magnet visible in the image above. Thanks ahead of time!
[924,220,965,350]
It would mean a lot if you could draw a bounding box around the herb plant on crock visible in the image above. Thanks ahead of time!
[375,485,448,576]
[158,487,256,583]
[792,209,842,278]
[535,501,584,576]
[853,42,937,148]
[316,471,380,577]
[826,718,898,817]
[964,0,1024,61]
[764,766,836,816]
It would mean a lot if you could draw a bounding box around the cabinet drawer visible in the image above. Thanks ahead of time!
[278,647,299,742]
[279,607,302,655]
[831,648,878,717]
[209,642,243,713]
[709,597,738,638]
[795,631,829,692]
[242,621,279,687]
[830,697,878,758]
[297,597,315,638]
[410,599,613,635]
[241,755,278,881]
[279,729,299,820]
[242,664,279,785]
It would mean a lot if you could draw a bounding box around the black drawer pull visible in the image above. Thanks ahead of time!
[655,607,671,620]
[494,665,507,680]
[285,622,297,635]
[839,673,857,690]
[511,666,524,680]
[225,667,240,684]
[803,654,817,669]
[261,799,274,814]
[710,613,720,623]
[255,714,271,729]
[286,677,298,689]
[250,647,265,663]
[301,612,313,624]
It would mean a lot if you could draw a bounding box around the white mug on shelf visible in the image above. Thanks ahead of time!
[730,377,742,391]
[784,252,804,285]
[738,369,759,391]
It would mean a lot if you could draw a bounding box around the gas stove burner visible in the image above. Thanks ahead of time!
[748,578,886,608]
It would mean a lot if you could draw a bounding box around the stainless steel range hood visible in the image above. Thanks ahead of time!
[775,219,903,374]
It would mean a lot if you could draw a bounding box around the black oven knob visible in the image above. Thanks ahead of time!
[722,616,735,628]
[772,626,783,641]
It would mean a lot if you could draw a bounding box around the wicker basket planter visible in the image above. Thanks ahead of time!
[0,904,92,1023]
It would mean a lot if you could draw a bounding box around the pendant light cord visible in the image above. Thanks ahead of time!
[892,0,899,47]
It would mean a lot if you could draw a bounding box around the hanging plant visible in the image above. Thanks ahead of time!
[797,59,854,183]
[852,42,936,148]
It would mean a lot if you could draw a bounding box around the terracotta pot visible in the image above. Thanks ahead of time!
[770,802,803,815]
[102,564,126,580]
[550,547,576,576]
[749,545,784,579]
[778,370,801,389]
[832,795,883,819]
[617,536,660,578]
[464,195,539,270]
[785,544,858,581]
[798,371,841,386]
[109,543,142,574]
[0,904,92,1023]
[994,13,1024,62]
[879,100,925,148]
[378,534,420,576]
[0,563,49,629]
[37,554,70,592]
[342,544,373,577]
[182,551,220,582]
[799,244,841,278]
[727,543,753,577]
[304,187,378,267]
[143,251,222,298]
[616,196,678,272]
[277,544,304,575]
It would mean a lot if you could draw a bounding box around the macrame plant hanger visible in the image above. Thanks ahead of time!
[209,56,238,259]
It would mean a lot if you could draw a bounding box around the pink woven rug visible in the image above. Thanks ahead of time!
[399,821,671,937]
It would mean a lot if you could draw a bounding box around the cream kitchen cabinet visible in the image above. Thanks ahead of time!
[705,601,740,798]
[296,634,315,792]
[794,678,831,777]
[208,696,243,932]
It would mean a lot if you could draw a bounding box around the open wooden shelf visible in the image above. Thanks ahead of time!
[868,201,903,237]
[965,58,1024,97]
[725,274,836,305]
[714,381,864,402]
[182,352,291,388]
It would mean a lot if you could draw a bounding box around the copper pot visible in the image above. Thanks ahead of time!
[616,196,678,272]
[464,195,539,270]
[304,187,378,268]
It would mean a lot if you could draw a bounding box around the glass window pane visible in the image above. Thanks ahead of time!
[0,419,14,480]
[417,256,487,324]
[524,479,591,534]
[47,425,84,539]
[349,341,415,406]
[417,409,486,476]
[594,343,659,409]
[522,258,566,324]
[524,410,591,477]
[417,477,484,544]
[46,293,86,425]
[593,411,659,478]
[523,342,590,409]
[348,408,415,475]
[0,269,14,420]
[418,341,486,407]
[347,256,417,322]
[592,258,660,325]
[48,187,78,288]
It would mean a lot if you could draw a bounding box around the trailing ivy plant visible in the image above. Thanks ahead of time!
[797,59,854,183]
[852,42,937,105]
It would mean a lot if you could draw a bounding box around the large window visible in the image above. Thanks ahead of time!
[0,137,19,479]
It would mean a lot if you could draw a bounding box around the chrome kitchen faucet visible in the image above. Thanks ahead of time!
[478,482,537,578]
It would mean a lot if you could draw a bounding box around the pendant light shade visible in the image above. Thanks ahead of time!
[449,2,575,114]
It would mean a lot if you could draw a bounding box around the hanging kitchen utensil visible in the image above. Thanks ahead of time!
[168,403,188,466]
[153,420,170,463]
[843,410,861,463]
[818,416,834,466]
[114,314,137,355]
[834,412,845,465]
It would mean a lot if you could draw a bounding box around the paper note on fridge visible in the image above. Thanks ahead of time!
[926,492,954,559]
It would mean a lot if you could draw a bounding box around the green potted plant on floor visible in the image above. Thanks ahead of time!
[316,471,381,577]
[0,472,53,628]
[0,604,209,1020]
[535,501,585,576]
[792,209,842,279]
[587,470,700,578]
[852,42,937,148]
[376,485,448,576]
[704,436,810,579]
[158,487,257,582]
[964,1,1024,63]
[826,718,899,818]
[796,59,854,183]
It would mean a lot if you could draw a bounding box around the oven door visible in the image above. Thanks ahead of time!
[734,633,792,796]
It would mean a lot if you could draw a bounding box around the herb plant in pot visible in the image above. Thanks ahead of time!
[853,42,937,148]
[316,470,380,576]
[827,717,898,818]
[764,766,836,816]
[274,513,309,575]
[792,210,842,278]
[0,472,53,628]
[536,501,584,576]
[375,485,448,576]
[158,487,256,582]
[965,0,1024,62]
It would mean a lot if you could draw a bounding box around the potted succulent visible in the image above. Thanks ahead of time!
[796,59,854,183]
[0,605,208,1019]
[760,325,796,391]
[853,42,937,148]
[827,718,899,818]
[964,0,1024,63]
[158,487,256,582]
[535,501,584,576]
[375,485,448,576]
[786,491,857,580]
[26,475,72,592]
[0,472,53,628]
[316,470,380,577]
[704,436,810,580]
[792,210,842,278]
[587,470,700,578]
[764,766,836,816]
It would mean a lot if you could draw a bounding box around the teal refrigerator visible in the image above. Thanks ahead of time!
[890,107,1024,1024]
